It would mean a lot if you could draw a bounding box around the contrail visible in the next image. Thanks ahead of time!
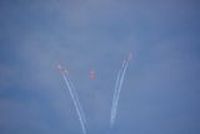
[57,65,87,134]
[110,53,132,127]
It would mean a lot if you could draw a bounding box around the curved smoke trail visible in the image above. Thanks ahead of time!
[61,73,87,134]
[110,55,131,127]
[110,60,126,126]
[67,77,87,125]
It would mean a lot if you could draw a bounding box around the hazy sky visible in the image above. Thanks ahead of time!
[0,0,200,134]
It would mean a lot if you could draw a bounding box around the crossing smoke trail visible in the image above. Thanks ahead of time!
[110,53,132,127]
[57,65,87,134]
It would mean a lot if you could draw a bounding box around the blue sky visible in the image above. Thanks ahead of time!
[0,0,200,134]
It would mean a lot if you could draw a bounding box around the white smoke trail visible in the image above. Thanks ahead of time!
[110,60,126,126]
[61,73,87,134]
[67,77,87,125]
[112,60,126,104]
[110,58,130,127]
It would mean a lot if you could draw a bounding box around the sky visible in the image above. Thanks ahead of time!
[0,0,200,134]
